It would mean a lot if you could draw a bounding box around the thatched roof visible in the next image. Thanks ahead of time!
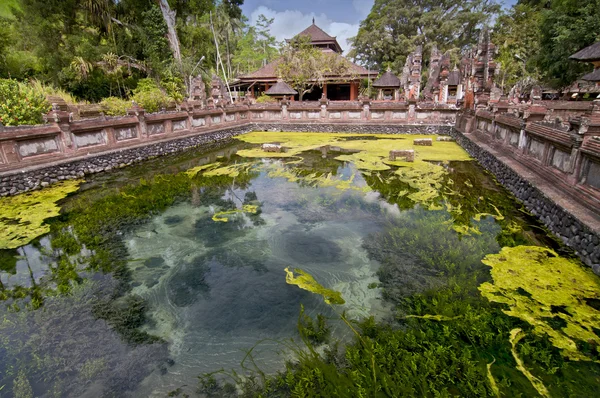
[570,42,600,62]
[373,71,401,88]
[265,80,297,95]
[581,68,600,82]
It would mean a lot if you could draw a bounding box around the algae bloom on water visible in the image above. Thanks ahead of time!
[480,246,600,361]
[0,180,82,249]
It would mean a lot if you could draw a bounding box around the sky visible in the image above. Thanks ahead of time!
[240,0,518,54]
[240,0,375,54]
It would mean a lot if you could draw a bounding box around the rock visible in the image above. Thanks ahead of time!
[261,143,284,153]
[414,138,433,146]
[389,149,415,162]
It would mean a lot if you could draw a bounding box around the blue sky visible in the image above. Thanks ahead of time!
[240,0,517,54]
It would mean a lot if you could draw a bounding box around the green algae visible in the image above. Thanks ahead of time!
[0,180,82,249]
[267,166,370,193]
[236,132,471,172]
[185,162,221,177]
[486,358,501,398]
[284,267,345,305]
[212,204,259,222]
[510,328,551,397]
[203,162,256,178]
[480,246,600,362]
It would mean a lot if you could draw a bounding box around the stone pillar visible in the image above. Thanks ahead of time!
[518,120,528,153]
[281,96,289,119]
[45,104,75,154]
[362,98,371,120]
[320,94,328,118]
[127,101,147,138]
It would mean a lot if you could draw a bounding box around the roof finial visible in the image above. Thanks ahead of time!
[312,17,315,25]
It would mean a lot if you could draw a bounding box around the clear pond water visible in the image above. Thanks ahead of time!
[0,132,598,397]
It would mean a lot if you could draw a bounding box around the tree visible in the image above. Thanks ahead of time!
[277,36,355,101]
[534,0,600,90]
[232,14,278,76]
[349,0,501,71]
[492,3,542,89]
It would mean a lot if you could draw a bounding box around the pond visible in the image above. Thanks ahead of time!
[1,132,599,397]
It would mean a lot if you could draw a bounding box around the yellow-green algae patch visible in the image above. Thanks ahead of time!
[0,180,83,249]
[203,162,256,177]
[236,132,471,171]
[510,328,551,397]
[267,166,371,193]
[479,246,600,362]
[285,267,345,305]
[212,204,258,222]
[185,162,221,177]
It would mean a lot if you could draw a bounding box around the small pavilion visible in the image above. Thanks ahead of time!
[373,69,401,100]
[264,80,298,100]
[570,41,600,88]
[235,21,372,101]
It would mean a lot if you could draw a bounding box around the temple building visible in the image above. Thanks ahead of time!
[234,21,373,101]
[373,69,401,100]
[570,41,600,89]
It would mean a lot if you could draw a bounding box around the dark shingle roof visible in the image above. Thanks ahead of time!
[581,68,600,82]
[297,23,336,42]
[293,23,342,53]
[570,42,600,62]
[373,71,401,88]
[265,80,297,95]
[238,52,371,81]
[447,70,461,86]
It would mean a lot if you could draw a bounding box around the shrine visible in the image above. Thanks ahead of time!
[233,21,372,101]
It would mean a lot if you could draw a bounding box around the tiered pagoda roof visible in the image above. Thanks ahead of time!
[238,22,371,83]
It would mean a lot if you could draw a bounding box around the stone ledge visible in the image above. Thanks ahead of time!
[451,128,600,273]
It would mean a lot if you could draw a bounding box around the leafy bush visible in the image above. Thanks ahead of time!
[132,78,172,113]
[255,93,276,103]
[100,97,131,116]
[0,78,50,126]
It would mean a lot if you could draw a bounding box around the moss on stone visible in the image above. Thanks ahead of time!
[0,180,82,249]
[480,246,600,362]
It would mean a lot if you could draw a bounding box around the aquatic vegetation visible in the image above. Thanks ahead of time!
[185,162,220,177]
[203,161,256,178]
[212,204,258,222]
[284,267,345,305]
[266,165,370,193]
[480,246,600,362]
[510,328,551,397]
[236,132,471,172]
[0,180,82,249]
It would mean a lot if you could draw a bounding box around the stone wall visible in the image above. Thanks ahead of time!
[0,101,458,176]
[0,126,252,196]
[451,126,600,275]
[254,123,453,135]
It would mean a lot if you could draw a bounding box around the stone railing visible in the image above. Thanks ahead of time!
[456,101,600,213]
[0,100,459,174]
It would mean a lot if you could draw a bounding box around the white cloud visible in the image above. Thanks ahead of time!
[248,6,360,54]
[352,0,373,19]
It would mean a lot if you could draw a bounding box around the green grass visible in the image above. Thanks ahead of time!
[0,0,19,19]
